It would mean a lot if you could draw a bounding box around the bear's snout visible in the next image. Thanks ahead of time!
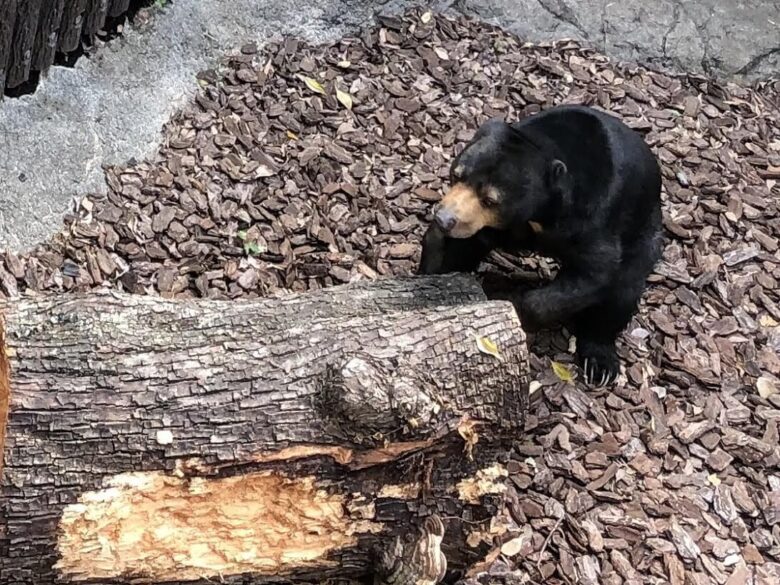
[434,207,457,232]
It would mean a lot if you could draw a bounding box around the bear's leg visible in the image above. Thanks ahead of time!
[417,224,493,275]
[569,248,656,386]
[518,267,617,331]
[569,293,636,387]
[572,229,663,385]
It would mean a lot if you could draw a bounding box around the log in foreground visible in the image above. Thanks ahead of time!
[0,275,530,585]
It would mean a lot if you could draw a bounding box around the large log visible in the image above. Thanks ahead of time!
[0,276,529,585]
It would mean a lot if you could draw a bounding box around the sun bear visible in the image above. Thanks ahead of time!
[418,105,663,387]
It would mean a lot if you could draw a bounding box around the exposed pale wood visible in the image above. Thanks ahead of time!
[0,276,529,585]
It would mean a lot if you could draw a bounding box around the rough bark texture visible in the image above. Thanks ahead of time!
[56,0,88,53]
[8,0,42,88]
[107,0,130,18]
[83,0,108,42]
[31,0,65,71]
[0,0,19,94]
[0,275,529,585]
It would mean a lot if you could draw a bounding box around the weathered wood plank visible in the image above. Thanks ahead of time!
[83,0,108,40]
[31,0,65,71]
[107,0,130,18]
[7,0,43,89]
[57,0,89,53]
[0,0,19,94]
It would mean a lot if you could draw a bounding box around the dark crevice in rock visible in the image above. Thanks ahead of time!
[660,1,681,61]
[736,46,780,76]
[535,0,590,40]
[671,0,711,75]
[599,0,609,50]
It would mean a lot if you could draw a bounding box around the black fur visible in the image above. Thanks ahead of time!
[418,105,663,386]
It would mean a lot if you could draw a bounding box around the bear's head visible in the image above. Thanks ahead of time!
[433,118,571,238]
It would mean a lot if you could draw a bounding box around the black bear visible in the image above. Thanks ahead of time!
[418,105,663,386]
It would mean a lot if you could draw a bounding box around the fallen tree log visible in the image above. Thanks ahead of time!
[0,275,529,585]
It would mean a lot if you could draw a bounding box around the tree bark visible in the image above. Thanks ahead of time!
[0,275,529,585]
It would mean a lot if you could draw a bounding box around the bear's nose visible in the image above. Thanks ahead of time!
[434,208,457,232]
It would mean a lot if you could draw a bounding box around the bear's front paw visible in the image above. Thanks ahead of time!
[519,289,553,331]
[417,225,447,275]
[577,340,620,387]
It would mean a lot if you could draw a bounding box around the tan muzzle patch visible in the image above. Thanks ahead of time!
[439,183,500,238]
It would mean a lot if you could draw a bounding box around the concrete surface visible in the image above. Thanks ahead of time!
[0,0,778,250]
[461,0,780,81]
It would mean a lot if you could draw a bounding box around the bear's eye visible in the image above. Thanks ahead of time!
[481,185,502,207]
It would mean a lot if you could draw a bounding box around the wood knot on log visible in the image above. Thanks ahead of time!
[375,514,448,585]
[317,354,442,445]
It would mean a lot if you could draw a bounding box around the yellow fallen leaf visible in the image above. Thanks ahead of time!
[476,336,503,361]
[551,361,574,382]
[336,88,353,110]
[286,130,299,140]
[297,74,326,95]
[760,315,778,327]
[421,11,432,23]
[708,473,721,486]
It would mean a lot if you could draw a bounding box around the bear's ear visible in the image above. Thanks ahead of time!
[547,159,571,195]
[452,162,466,181]
[549,159,567,183]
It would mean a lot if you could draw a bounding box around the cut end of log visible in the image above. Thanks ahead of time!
[0,315,9,474]
[55,470,384,583]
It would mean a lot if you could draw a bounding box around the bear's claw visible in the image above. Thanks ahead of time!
[579,343,619,387]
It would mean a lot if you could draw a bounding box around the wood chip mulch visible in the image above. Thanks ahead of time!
[3,9,780,585]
